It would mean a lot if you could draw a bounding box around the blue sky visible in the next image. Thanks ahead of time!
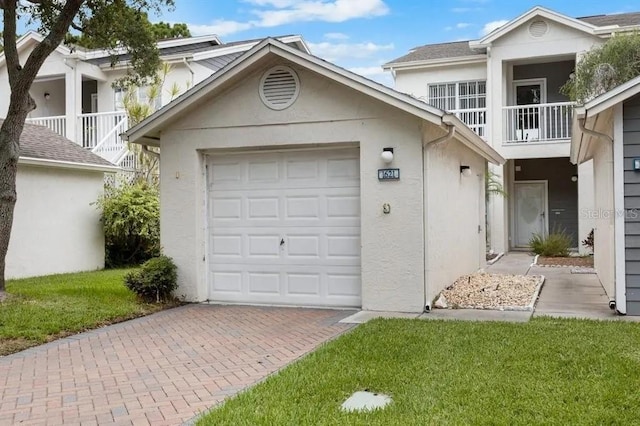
[13,0,640,86]
[161,0,638,85]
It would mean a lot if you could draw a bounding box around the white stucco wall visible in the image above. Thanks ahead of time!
[580,128,617,299]
[424,132,486,305]
[158,62,432,311]
[154,58,490,312]
[6,164,105,279]
[393,62,487,100]
[578,160,595,255]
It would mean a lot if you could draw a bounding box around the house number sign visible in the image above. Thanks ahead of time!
[378,168,400,180]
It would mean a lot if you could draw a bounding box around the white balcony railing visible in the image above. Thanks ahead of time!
[79,111,128,150]
[25,115,67,138]
[450,108,487,140]
[503,102,575,144]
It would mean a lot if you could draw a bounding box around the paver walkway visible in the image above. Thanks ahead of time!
[0,304,355,425]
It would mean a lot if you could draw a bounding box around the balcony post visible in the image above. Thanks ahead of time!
[64,62,82,144]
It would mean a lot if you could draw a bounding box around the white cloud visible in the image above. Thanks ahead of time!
[189,20,254,36]
[481,19,508,36]
[190,0,390,36]
[324,32,350,40]
[307,41,394,62]
[446,22,471,31]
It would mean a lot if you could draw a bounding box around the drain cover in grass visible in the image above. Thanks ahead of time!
[341,391,392,412]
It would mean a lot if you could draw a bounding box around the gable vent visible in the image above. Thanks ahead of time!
[259,66,300,110]
[528,20,549,37]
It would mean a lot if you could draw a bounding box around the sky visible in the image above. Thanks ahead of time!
[13,0,640,86]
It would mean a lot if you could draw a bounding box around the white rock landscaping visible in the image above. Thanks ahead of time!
[436,273,545,311]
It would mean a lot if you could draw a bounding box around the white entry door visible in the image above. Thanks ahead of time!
[514,181,547,247]
[207,147,361,307]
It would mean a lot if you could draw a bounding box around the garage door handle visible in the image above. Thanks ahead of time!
[280,238,285,246]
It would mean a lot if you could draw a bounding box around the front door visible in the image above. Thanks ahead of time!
[514,181,547,247]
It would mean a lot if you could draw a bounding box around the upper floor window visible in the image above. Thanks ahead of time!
[113,85,163,112]
[428,80,486,111]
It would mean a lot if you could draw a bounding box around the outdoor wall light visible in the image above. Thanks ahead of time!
[44,92,50,101]
[381,147,394,164]
[460,165,472,177]
[571,174,578,182]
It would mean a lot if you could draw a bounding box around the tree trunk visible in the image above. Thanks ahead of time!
[0,100,30,295]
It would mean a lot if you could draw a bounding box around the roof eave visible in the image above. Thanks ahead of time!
[442,114,505,165]
[127,38,449,145]
[19,156,119,172]
[383,55,487,71]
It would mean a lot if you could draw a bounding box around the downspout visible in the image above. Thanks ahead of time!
[422,122,455,311]
[142,144,160,159]
[183,57,195,87]
[578,114,623,313]
[578,116,612,144]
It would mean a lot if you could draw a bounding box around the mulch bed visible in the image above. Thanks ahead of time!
[537,256,594,268]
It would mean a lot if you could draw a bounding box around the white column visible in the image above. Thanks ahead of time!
[64,61,82,144]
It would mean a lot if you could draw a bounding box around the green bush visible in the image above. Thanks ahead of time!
[124,255,177,302]
[95,181,160,267]
[529,229,572,257]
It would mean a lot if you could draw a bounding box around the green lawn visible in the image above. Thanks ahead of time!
[199,318,640,425]
[0,269,174,355]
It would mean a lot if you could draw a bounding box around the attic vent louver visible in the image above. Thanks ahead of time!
[529,20,549,37]
[259,66,300,110]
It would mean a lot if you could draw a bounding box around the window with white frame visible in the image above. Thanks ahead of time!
[113,85,162,111]
[428,80,486,111]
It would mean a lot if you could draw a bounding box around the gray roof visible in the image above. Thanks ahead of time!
[1,120,114,167]
[387,11,640,66]
[577,11,640,27]
[385,40,484,66]
[196,52,244,72]
[86,35,301,67]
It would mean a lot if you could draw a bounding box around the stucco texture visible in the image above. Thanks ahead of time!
[157,58,488,312]
[6,164,105,279]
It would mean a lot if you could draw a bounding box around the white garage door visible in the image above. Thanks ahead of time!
[207,147,361,307]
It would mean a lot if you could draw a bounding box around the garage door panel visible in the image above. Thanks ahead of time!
[208,148,361,307]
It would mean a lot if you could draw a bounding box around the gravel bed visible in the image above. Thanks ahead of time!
[438,273,543,310]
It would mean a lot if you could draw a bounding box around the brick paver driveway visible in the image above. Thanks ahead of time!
[0,305,355,425]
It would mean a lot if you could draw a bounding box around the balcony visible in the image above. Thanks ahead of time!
[450,108,487,140]
[26,111,129,166]
[503,102,575,144]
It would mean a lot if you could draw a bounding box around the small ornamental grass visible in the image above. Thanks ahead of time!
[124,256,178,303]
[529,229,572,257]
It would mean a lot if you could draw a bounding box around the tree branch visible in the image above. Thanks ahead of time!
[2,0,19,86]
[21,0,85,85]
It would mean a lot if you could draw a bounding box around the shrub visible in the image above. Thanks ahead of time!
[529,229,572,257]
[582,229,595,252]
[124,255,178,302]
[95,181,160,267]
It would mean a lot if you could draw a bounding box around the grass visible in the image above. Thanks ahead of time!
[199,318,640,425]
[0,269,176,355]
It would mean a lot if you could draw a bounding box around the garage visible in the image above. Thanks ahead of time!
[125,38,504,312]
[207,148,361,307]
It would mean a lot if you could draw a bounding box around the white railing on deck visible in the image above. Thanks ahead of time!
[89,114,129,164]
[25,115,67,138]
[450,108,487,140]
[79,111,128,150]
[503,102,575,144]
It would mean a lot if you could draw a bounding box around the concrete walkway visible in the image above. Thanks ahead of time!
[0,305,355,425]
[488,252,635,320]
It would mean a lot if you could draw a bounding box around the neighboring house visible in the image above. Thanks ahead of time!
[5,120,117,279]
[384,6,640,254]
[0,31,309,172]
[125,38,505,312]
[571,76,640,315]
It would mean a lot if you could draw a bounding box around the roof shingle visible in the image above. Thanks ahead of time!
[386,11,640,66]
[1,120,114,167]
